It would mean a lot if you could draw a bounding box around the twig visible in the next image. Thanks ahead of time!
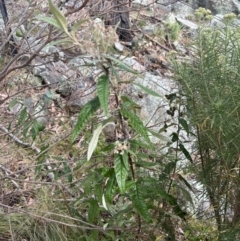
[8,213,14,241]
[0,124,40,153]
[0,25,52,82]
[0,164,20,189]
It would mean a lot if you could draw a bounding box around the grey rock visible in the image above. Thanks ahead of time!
[32,104,49,128]
[36,69,61,87]
[209,14,225,28]
[132,0,150,6]
[25,97,50,128]
[210,14,240,29]
[94,18,103,25]
[24,98,35,113]
[64,0,82,8]
[114,41,124,52]
[67,56,97,76]
[175,17,198,38]
[32,65,46,76]
[232,0,240,13]
[0,18,5,31]
[57,76,94,97]
[156,0,195,15]
[103,122,116,141]
[31,46,99,114]
[8,97,50,128]
[33,59,76,88]
[142,24,158,35]
[119,56,146,73]
[65,89,96,113]
[164,13,177,25]
[40,45,65,60]
[47,172,55,181]
[65,78,96,113]
[126,72,178,144]
[197,0,240,15]
[172,1,195,17]
[173,41,187,54]
[8,102,24,115]
[156,0,172,12]
[176,17,198,31]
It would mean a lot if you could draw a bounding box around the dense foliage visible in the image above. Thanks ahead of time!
[1,1,240,240]
[174,20,240,240]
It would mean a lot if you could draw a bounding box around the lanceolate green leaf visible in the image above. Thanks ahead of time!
[137,160,157,167]
[8,98,18,109]
[134,83,162,98]
[31,120,45,140]
[106,175,116,203]
[121,95,141,110]
[132,182,150,221]
[179,144,193,163]
[87,124,103,161]
[49,38,73,46]
[148,129,171,142]
[178,174,194,192]
[18,107,27,125]
[179,118,189,135]
[114,154,128,194]
[122,152,129,171]
[120,108,154,149]
[88,198,99,223]
[71,97,100,143]
[34,15,61,29]
[97,75,109,117]
[94,184,103,204]
[105,55,139,74]
[48,0,68,33]
[32,120,39,136]
[23,121,31,138]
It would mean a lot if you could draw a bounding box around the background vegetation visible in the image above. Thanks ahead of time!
[0,0,240,240]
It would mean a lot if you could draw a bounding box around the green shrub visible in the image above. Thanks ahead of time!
[173,23,240,240]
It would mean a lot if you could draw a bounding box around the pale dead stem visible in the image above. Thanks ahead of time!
[0,163,20,189]
[0,26,53,81]
[0,124,41,152]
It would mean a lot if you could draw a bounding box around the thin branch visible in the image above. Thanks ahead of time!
[0,124,40,152]
[0,164,20,189]
[0,26,53,82]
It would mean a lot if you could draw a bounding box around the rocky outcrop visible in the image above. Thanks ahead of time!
[156,0,240,16]
[197,0,240,14]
